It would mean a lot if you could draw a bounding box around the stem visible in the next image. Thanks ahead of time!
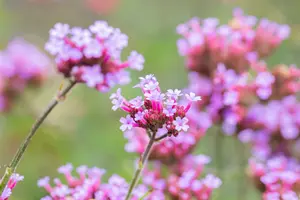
[215,127,223,176]
[154,133,168,141]
[125,130,156,200]
[0,80,76,194]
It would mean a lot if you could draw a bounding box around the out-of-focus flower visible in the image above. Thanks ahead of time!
[38,164,164,200]
[0,173,24,200]
[248,156,300,199]
[177,8,290,77]
[0,38,50,112]
[143,155,221,200]
[124,126,205,164]
[111,74,201,137]
[45,21,144,92]
[85,0,121,15]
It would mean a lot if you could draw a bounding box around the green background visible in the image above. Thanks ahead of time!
[0,0,300,199]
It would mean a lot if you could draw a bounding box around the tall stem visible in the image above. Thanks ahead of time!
[0,80,76,194]
[215,127,223,176]
[125,130,156,200]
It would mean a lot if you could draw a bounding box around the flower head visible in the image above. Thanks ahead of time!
[45,21,144,92]
[111,74,201,137]
[38,164,164,200]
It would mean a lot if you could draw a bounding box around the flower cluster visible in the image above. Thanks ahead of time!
[45,21,144,92]
[111,74,201,137]
[177,8,300,199]
[176,8,290,76]
[248,156,300,200]
[143,155,222,199]
[238,96,300,160]
[38,164,164,200]
[0,173,24,200]
[0,38,50,112]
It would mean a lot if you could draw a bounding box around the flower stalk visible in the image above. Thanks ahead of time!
[0,80,76,194]
[125,130,156,200]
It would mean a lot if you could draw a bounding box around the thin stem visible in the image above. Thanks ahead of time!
[125,130,156,200]
[0,80,76,194]
[154,133,168,141]
[215,127,223,176]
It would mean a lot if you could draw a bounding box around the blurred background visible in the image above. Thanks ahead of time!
[0,0,300,199]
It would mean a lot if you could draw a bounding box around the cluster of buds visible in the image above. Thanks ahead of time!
[45,21,144,92]
[176,8,290,77]
[38,164,164,199]
[0,38,50,112]
[143,155,222,199]
[248,156,300,200]
[0,173,24,200]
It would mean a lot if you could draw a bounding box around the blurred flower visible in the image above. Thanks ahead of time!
[0,173,24,200]
[38,164,164,199]
[45,21,144,92]
[248,156,300,199]
[143,155,221,200]
[111,74,201,137]
[176,8,289,77]
[85,0,121,15]
[124,126,205,164]
[0,38,50,112]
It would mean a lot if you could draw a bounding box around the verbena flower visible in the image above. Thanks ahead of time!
[111,74,201,136]
[38,164,164,200]
[45,21,144,92]
[248,156,300,200]
[143,155,222,200]
[0,38,50,112]
[0,173,24,200]
[176,8,290,77]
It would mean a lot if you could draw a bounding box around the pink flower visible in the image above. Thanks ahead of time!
[38,165,163,200]
[45,21,144,92]
[1,173,23,200]
[112,74,200,137]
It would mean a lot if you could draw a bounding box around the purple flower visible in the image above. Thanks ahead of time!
[81,65,104,88]
[185,92,202,102]
[49,23,70,38]
[173,117,189,132]
[255,72,275,87]
[46,21,144,92]
[120,115,135,131]
[223,90,239,105]
[128,51,145,71]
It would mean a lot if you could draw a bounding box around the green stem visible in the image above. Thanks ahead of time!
[125,130,156,200]
[0,80,76,194]
[215,127,223,176]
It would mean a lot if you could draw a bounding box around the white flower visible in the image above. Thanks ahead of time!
[173,117,189,132]
[120,115,135,131]
[185,92,201,102]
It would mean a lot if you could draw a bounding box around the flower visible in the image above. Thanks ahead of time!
[0,173,24,200]
[111,74,201,137]
[45,21,144,92]
[0,38,50,113]
[173,117,189,132]
[38,164,164,200]
[142,155,221,200]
